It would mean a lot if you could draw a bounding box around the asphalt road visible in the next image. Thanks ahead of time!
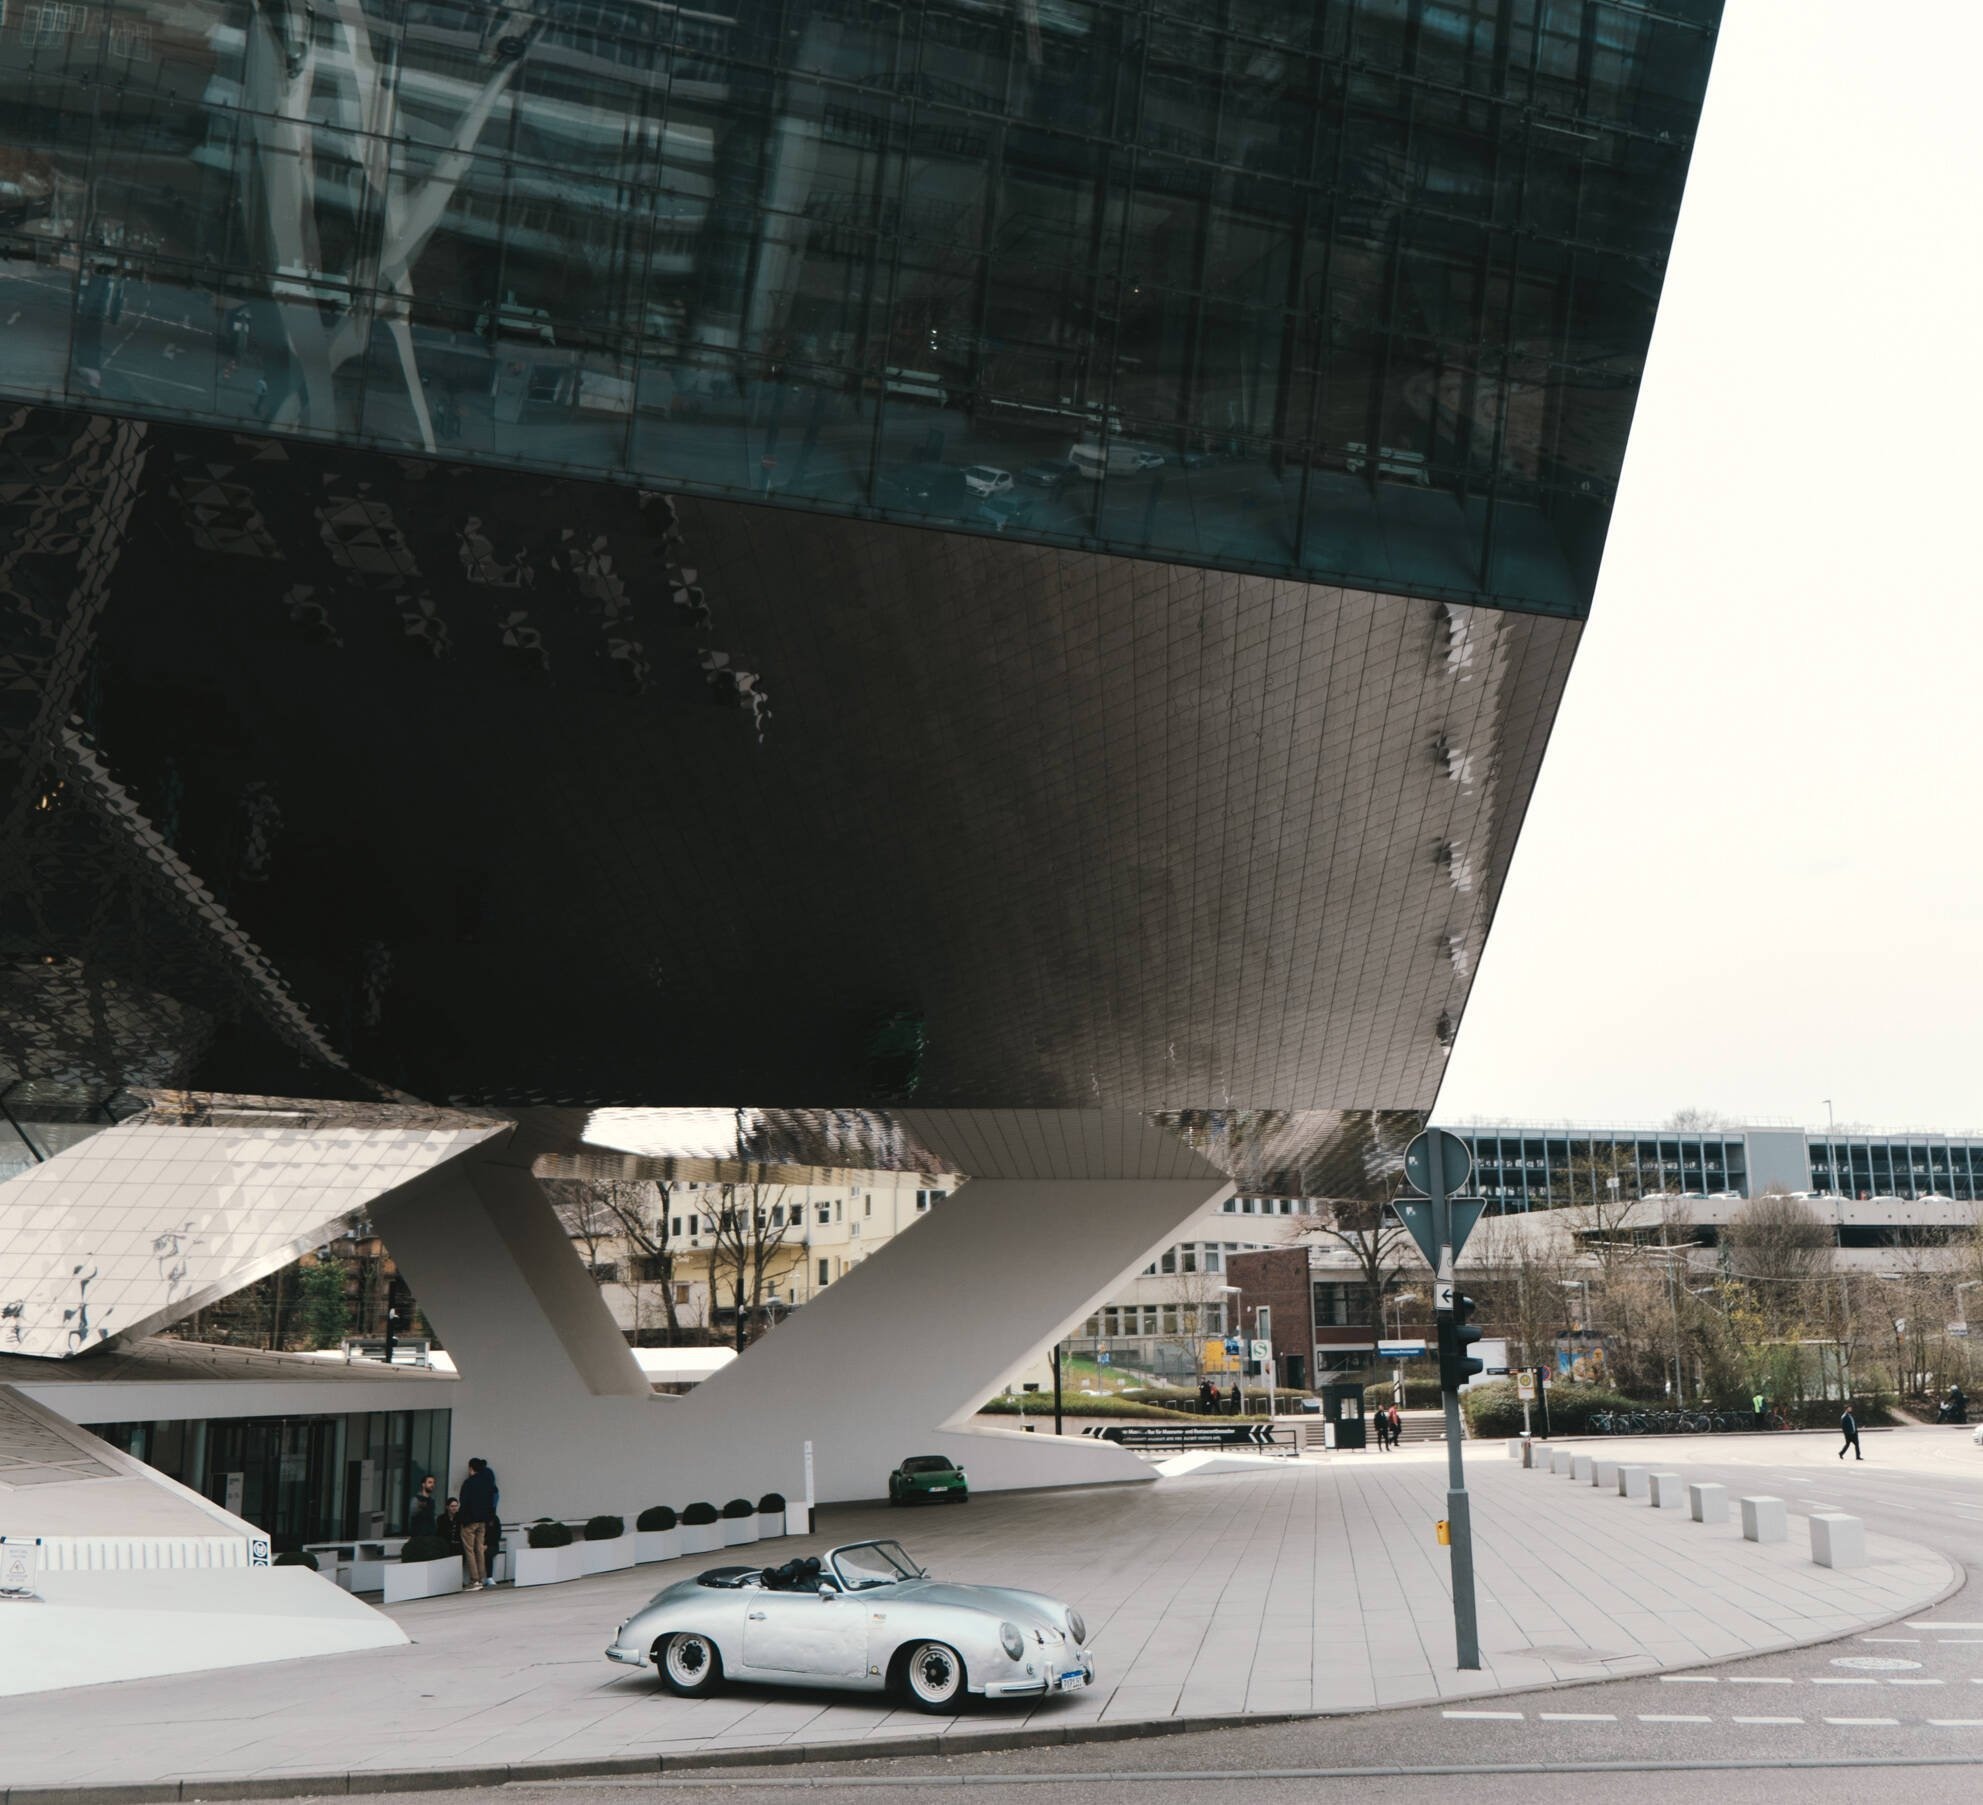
[253,1429,1983,1804]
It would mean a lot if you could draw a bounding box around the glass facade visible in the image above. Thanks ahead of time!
[0,0,1718,617]
[1464,1128,1747,1211]
[1808,1137,1983,1204]
[91,1405,451,1552]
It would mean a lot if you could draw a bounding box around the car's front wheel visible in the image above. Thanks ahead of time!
[899,1639,967,1713]
[657,1631,723,1697]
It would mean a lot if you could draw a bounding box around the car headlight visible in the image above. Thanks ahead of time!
[1066,1609,1087,1645]
[999,1621,1026,1661]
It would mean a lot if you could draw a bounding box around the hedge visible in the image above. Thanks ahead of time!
[583,1514,625,1542]
[979,1396,1199,1420]
[274,1549,319,1570]
[399,1535,455,1563]
[1364,1379,1446,1410]
[757,1492,786,1514]
[720,1497,754,1520]
[636,1505,677,1532]
[681,1501,718,1526]
[1461,1380,1637,1438]
[527,1520,574,1548]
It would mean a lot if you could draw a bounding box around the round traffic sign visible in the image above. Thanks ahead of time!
[1404,1127,1472,1195]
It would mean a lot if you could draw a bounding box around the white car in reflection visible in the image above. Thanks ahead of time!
[604,1538,1094,1713]
[961,465,1015,498]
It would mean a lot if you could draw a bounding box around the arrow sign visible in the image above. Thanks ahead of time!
[1392,1197,1486,1268]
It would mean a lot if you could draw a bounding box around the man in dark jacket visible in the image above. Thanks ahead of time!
[459,1457,498,1587]
[1838,1403,1862,1461]
[408,1474,438,1537]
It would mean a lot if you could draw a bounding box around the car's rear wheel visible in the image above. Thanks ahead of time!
[899,1639,967,1712]
[657,1631,723,1697]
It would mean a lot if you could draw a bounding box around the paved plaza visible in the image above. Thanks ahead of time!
[0,1439,1957,1797]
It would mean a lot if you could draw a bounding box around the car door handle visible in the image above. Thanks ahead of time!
[747,1610,767,1620]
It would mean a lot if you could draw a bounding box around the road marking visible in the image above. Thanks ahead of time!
[1538,1712,1617,1722]
[1824,1717,1901,1726]
[1813,1677,1879,1686]
[1638,1714,1713,1723]
[1908,1622,1983,1629]
[1863,1637,1921,1643]
[1728,1676,1794,1684]
[1940,1638,1983,1644]
[1925,1719,1983,1727]
[1659,1675,1719,1683]
[1442,1710,1523,1720]
[1733,1715,1805,1725]
[1888,1678,1945,1686]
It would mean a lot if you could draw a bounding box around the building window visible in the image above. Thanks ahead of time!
[1180,1246,1198,1273]
[817,1258,829,1286]
[833,1199,843,1224]
[1161,1306,1179,1335]
[915,1189,947,1211]
[864,1196,872,1216]
[816,1202,830,1226]
[1159,1248,1176,1274]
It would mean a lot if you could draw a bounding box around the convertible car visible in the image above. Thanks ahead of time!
[605,1539,1093,1712]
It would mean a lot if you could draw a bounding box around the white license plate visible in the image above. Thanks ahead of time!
[1059,1671,1086,1691]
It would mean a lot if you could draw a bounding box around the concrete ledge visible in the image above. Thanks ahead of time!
[1648,1471,1686,1509]
[1811,1512,1867,1569]
[1688,1481,1728,1523]
[1740,1495,1788,1543]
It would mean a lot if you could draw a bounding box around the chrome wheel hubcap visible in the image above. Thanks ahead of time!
[911,1644,958,1700]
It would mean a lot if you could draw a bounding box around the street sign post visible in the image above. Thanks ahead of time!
[1395,1126,1481,1671]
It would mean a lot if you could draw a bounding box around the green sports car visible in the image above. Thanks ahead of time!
[888,1454,969,1504]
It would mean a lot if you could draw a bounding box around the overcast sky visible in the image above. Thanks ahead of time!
[1437,0,1983,1136]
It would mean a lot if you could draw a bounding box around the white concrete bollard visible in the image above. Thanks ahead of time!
[1552,1447,1575,1475]
[1509,1438,1524,1458]
[1740,1496,1788,1544]
[1571,1454,1594,1482]
[1649,1472,1687,1509]
[1593,1459,1619,1489]
[1688,1481,1729,1524]
[1810,1513,1866,1569]
[1618,1464,1649,1500]
[1525,1440,1549,1469]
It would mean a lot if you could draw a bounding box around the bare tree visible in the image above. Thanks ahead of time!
[1308,1198,1418,1354]
[1463,1214,1578,1370]
[708,1178,796,1352]
[590,1179,685,1341]
[544,1179,621,1286]
[1721,1190,1832,1338]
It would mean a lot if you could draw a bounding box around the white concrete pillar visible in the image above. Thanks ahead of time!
[1740,1496,1788,1543]
[1689,1481,1728,1523]
[1508,1438,1524,1458]
[375,1109,1235,1516]
[1618,1464,1649,1500]
[1649,1471,1686,1509]
[1810,1513,1865,1568]
[1593,1458,1619,1489]
[1553,1449,1575,1475]
[1571,1454,1594,1482]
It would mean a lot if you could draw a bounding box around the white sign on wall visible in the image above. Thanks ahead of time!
[0,1536,41,1598]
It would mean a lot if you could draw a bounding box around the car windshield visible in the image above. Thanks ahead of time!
[901,1456,954,1473]
[830,1540,924,1591]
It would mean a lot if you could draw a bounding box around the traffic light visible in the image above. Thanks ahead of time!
[1438,1292,1484,1393]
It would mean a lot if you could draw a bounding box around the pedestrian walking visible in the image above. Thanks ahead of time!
[1228,1381,1241,1416]
[1752,1391,1767,1429]
[459,1455,499,1587]
[409,1473,438,1537]
[1387,1402,1403,1448]
[1838,1402,1863,1461]
[1375,1405,1391,1450]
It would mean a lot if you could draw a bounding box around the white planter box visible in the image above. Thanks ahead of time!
[785,1505,812,1538]
[678,1520,724,1556]
[512,1542,582,1588]
[722,1516,759,1548]
[580,1535,634,1575]
[755,1512,785,1542]
[383,1555,463,1604]
[634,1527,680,1564]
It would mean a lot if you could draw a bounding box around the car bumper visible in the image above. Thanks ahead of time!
[983,1658,1093,1699]
[605,1642,646,1668]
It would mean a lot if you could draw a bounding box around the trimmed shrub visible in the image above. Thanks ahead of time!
[636,1505,677,1532]
[583,1514,625,1542]
[720,1497,754,1520]
[1363,1379,1445,1410]
[681,1501,719,1526]
[274,1550,319,1570]
[757,1492,786,1514]
[1461,1379,1637,1438]
[526,1520,574,1548]
[399,1535,455,1564]
[979,1395,1199,1420]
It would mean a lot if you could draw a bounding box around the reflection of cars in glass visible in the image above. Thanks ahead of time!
[890,1453,970,1503]
[975,493,1035,532]
[1020,458,1080,491]
[605,1539,1092,1712]
[879,463,972,516]
[961,465,1014,498]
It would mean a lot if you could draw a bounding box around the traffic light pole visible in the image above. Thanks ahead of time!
[1428,1133,1481,1671]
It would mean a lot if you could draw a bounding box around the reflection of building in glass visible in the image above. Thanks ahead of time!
[1,0,1718,611]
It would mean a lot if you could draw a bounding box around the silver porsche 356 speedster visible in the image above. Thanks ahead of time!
[604,1539,1094,1712]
